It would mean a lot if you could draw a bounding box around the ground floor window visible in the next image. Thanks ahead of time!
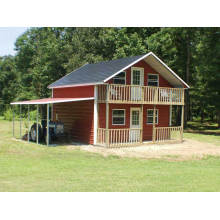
[112,109,125,125]
[147,109,158,124]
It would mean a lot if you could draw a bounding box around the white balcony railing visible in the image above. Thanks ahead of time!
[97,84,184,105]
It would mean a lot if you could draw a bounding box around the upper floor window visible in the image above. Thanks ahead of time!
[148,74,159,87]
[112,109,125,125]
[113,71,126,84]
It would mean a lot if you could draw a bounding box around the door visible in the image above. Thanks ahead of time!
[131,67,144,101]
[130,108,141,142]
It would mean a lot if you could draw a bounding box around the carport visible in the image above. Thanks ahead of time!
[10,97,94,146]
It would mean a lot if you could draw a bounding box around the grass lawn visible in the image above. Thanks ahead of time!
[1,119,220,192]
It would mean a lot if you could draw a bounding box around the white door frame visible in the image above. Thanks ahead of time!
[130,107,142,129]
[131,67,144,86]
[131,67,144,101]
[130,107,142,142]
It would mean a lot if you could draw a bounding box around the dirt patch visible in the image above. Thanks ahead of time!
[67,139,220,161]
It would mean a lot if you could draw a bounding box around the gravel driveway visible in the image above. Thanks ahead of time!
[67,139,220,161]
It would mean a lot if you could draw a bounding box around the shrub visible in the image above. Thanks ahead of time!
[3,108,13,121]
[29,110,37,121]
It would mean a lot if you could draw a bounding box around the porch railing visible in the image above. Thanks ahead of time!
[154,126,183,143]
[97,128,142,147]
[97,126,183,147]
[97,84,184,105]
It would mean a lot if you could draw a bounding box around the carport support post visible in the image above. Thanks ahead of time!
[28,104,30,142]
[36,105,39,145]
[12,105,15,137]
[20,104,22,139]
[47,103,49,146]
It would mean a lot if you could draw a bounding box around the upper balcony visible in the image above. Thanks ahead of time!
[97,84,184,105]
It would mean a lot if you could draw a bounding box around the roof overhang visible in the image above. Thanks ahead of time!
[48,82,104,89]
[10,97,94,105]
[104,52,190,88]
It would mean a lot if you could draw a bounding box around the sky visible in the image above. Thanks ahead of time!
[0,27,28,56]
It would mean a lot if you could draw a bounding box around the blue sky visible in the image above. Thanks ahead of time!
[0,27,28,56]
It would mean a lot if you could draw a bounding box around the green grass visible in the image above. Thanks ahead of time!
[1,119,220,191]
[184,132,220,146]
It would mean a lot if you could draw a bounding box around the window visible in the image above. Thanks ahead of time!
[112,109,125,125]
[147,109,158,124]
[148,74,159,86]
[112,72,126,84]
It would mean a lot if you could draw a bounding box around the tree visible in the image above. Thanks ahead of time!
[195,27,220,127]
[0,56,18,113]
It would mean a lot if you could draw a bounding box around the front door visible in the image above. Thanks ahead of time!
[130,108,141,142]
[131,67,144,101]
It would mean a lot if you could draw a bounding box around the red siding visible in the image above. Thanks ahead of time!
[53,100,94,144]
[107,59,173,88]
[143,105,170,141]
[53,85,94,98]
[98,103,170,141]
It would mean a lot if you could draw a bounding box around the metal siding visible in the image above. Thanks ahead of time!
[53,100,94,144]
[53,85,94,98]
[107,60,173,87]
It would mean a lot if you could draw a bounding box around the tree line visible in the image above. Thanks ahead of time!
[0,27,219,127]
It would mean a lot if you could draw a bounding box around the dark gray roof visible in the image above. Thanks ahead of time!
[48,54,145,88]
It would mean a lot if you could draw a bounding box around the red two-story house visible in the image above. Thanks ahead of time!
[12,52,189,147]
[49,52,189,147]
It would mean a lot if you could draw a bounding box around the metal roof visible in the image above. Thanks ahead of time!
[48,52,190,89]
[10,97,94,105]
[48,54,145,88]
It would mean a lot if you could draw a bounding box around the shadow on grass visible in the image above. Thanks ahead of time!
[185,121,220,136]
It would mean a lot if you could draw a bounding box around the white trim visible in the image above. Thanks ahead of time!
[104,52,151,82]
[11,97,94,105]
[93,86,98,145]
[103,52,190,88]
[147,73,159,87]
[131,67,144,86]
[147,109,159,124]
[112,109,126,126]
[130,107,141,128]
[112,71,126,85]
[48,82,104,89]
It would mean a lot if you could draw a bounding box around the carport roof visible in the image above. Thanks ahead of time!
[10,97,94,105]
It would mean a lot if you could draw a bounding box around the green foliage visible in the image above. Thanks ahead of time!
[29,110,37,121]
[3,108,13,121]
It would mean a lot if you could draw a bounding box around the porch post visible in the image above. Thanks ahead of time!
[105,85,109,147]
[152,105,156,143]
[140,104,143,143]
[93,85,98,145]
[169,105,172,126]
[28,104,30,142]
[12,105,15,138]
[20,104,22,139]
[36,104,39,145]
[181,105,184,142]
[47,103,49,146]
